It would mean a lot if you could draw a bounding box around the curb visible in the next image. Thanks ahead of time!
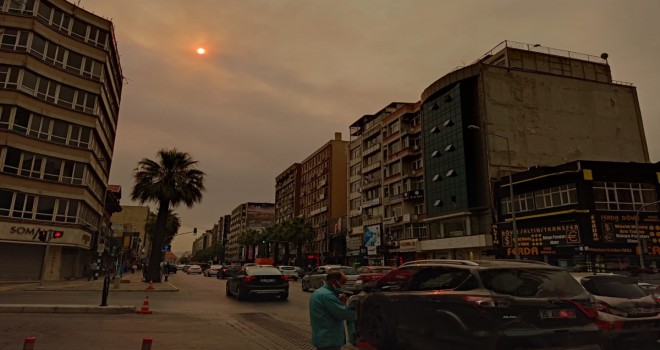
[0,304,137,314]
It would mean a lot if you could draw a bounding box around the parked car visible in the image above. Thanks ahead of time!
[225,265,289,301]
[348,259,602,350]
[573,273,660,349]
[182,264,191,273]
[637,281,659,295]
[277,266,299,281]
[301,265,359,292]
[217,265,240,279]
[186,264,202,274]
[293,266,304,278]
[203,264,223,277]
[354,266,393,291]
[176,264,186,271]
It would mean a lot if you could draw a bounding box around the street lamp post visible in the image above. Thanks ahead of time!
[468,125,519,260]
[635,200,660,270]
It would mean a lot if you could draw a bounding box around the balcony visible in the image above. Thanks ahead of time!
[403,190,424,201]
[362,177,381,190]
[362,143,381,156]
[362,161,381,174]
[362,197,381,208]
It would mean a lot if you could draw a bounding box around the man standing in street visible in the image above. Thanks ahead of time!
[309,270,356,350]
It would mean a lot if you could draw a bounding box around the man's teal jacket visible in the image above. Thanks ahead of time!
[309,284,357,348]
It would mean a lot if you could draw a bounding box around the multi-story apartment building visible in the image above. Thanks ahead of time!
[347,104,407,266]
[0,0,122,281]
[110,205,150,265]
[227,202,275,262]
[299,133,348,266]
[421,40,648,261]
[275,163,301,223]
[217,214,231,262]
[380,102,426,266]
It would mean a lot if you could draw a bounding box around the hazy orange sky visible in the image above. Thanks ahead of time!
[81,0,660,254]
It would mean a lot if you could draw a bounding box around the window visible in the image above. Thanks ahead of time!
[43,158,62,181]
[37,1,53,21]
[12,192,35,219]
[593,182,657,212]
[20,153,43,178]
[444,144,456,152]
[0,189,12,216]
[479,268,585,298]
[408,268,473,291]
[534,184,578,210]
[62,161,84,185]
[56,199,78,223]
[0,105,9,129]
[51,119,68,144]
[3,148,21,175]
[35,196,56,221]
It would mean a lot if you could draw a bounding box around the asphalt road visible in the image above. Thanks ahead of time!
[0,273,323,350]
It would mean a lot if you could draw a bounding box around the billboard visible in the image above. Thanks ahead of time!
[364,225,381,256]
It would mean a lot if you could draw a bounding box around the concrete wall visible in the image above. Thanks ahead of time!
[482,66,649,177]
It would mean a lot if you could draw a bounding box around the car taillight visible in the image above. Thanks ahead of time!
[244,276,257,283]
[462,296,510,308]
[280,275,289,281]
[593,300,610,313]
[562,299,599,320]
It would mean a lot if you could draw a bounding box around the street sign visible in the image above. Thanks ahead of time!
[161,244,171,252]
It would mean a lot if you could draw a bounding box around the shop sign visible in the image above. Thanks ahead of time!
[591,212,659,245]
[399,239,419,252]
[498,223,581,249]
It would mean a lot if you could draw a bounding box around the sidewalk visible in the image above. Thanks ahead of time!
[0,272,178,314]
[0,271,179,293]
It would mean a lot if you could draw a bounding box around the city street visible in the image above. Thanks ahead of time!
[0,273,330,350]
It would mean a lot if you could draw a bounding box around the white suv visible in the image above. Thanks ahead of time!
[277,266,299,281]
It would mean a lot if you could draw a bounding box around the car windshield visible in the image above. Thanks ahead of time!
[247,267,282,276]
[580,276,647,298]
[341,267,358,275]
[479,268,586,298]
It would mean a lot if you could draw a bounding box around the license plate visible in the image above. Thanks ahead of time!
[539,309,576,319]
[261,279,275,283]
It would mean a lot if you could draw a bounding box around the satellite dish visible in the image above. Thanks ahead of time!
[600,53,609,60]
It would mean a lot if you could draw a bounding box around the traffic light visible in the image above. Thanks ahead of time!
[52,230,64,239]
[261,239,267,244]
[193,227,197,236]
[38,230,47,242]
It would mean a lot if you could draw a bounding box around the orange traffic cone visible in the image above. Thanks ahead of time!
[141,337,153,350]
[146,282,155,290]
[23,337,36,350]
[137,296,153,314]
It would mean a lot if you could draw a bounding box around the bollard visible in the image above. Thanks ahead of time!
[23,337,36,350]
[141,337,153,350]
[100,274,110,306]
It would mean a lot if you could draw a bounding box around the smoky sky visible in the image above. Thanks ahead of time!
[81,0,660,253]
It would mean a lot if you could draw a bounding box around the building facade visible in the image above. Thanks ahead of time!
[227,202,275,263]
[109,205,150,267]
[420,40,648,262]
[491,160,660,272]
[299,132,348,266]
[275,163,301,223]
[0,0,122,280]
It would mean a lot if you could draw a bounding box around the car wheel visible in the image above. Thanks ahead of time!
[225,284,231,297]
[302,280,309,292]
[280,292,289,300]
[236,286,246,301]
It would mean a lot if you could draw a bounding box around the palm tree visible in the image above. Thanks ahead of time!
[145,210,181,245]
[131,149,205,282]
[237,229,262,262]
[282,217,315,267]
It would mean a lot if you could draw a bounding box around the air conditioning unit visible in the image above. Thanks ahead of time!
[414,145,420,151]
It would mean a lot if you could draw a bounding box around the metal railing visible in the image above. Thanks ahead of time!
[474,40,608,65]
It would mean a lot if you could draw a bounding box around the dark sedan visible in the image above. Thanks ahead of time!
[225,265,289,301]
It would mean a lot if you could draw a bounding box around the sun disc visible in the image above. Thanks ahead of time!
[197,48,206,55]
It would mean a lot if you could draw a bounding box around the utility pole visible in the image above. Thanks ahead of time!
[38,230,53,289]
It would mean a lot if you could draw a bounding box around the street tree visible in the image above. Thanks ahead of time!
[237,228,264,262]
[282,217,314,267]
[131,149,205,282]
[145,210,181,246]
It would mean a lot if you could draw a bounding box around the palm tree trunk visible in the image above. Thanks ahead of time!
[296,242,303,268]
[148,201,169,282]
[273,242,279,265]
[284,243,290,265]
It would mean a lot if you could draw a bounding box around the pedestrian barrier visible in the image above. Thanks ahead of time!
[141,337,153,350]
[146,282,155,290]
[137,295,153,314]
[23,337,36,350]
